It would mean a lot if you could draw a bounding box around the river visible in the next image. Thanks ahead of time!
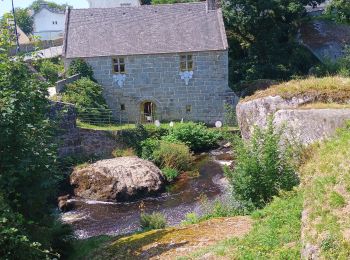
[61,150,232,239]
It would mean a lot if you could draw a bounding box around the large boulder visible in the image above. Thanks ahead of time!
[70,157,165,201]
[237,95,350,144]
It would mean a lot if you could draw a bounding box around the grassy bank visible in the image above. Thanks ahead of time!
[186,190,303,259]
[243,76,350,103]
[301,122,350,259]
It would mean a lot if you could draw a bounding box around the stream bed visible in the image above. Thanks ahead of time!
[61,152,231,239]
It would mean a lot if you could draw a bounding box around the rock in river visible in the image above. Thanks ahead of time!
[70,157,165,201]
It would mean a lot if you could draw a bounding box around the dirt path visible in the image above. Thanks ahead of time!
[91,217,252,260]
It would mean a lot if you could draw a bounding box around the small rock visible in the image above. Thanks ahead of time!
[58,195,75,212]
[223,142,231,148]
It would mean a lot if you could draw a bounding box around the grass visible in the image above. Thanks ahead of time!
[185,190,303,259]
[77,119,239,132]
[242,76,350,103]
[69,217,251,260]
[300,122,350,259]
[68,236,113,260]
[77,120,136,131]
[299,102,350,109]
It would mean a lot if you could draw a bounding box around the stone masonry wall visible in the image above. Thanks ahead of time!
[65,50,232,124]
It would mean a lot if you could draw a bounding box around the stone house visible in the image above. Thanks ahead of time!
[63,1,234,124]
[32,3,65,41]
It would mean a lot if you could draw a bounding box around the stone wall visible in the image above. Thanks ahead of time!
[65,50,234,124]
[55,74,81,93]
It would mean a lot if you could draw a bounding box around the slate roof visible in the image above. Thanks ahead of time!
[63,2,228,58]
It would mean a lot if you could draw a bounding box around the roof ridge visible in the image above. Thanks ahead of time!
[71,2,205,11]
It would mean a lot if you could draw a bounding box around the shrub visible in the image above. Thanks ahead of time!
[61,77,111,123]
[162,167,179,182]
[140,212,167,230]
[141,138,160,160]
[225,118,300,209]
[112,148,135,158]
[119,124,150,155]
[153,141,193,171]
[163,122,221,152]
[35,59,62,85]
[181,212,200,225]
[67,58,94,80]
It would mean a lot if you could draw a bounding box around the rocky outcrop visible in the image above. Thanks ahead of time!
[237,95,350,144]
[70,157,165,201]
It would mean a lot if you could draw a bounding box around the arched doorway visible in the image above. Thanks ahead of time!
[140,101,157,123]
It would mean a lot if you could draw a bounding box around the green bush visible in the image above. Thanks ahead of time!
[35,59,62,85]
[140,212,167,230]
[225,118,300,209]
[153,141,192,171]
[162,167,179,182]
[141,138,160,160]
[163,122,221,152]
[61,77,111,123]
[67,58,94,80]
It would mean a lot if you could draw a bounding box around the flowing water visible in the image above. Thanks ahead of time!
[61,152,232,239]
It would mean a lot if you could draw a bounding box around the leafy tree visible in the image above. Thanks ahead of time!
[0,27,71,258]
[1,8,34,35]
[29,0,71,12]
[222,0,325,90]
[67,58,95,80]
[61,77,111,123]
[326,0,350,24]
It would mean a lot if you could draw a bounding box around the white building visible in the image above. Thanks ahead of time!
[32,4,65,41]
[87,0,141,8]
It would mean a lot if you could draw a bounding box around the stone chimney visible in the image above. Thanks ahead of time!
[206,0,217,12]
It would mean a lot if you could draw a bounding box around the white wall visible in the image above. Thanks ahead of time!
[87,0,140,8]
[33,8,65,41]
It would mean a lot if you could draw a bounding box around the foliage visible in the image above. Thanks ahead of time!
[243,76,350,104]
[181,212,200,225]
[223,103,237,127]
[112,148,136,157]
[153,141,193,171]
[141,138,160,161]
[162,167,179,182]
[0,27,72,258]
[225,118,300,209]
[326,0,350,24]
[61,77,111,123]
[300,122,350,259]
[29,0,72,12]
[140,212,167,230]
[163,122,221,152]
[34,59,63,84]
[223,0,324,90]
[67,58,94,80]
[1,8,34,35]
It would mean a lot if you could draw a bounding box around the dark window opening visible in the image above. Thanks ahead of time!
[112,57,126,73]
[121,104,126,111]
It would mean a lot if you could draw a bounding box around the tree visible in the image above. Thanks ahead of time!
[222,0,325,90]
[1,8,34,35]
[326,0,350,24]
[29,0,71,12]
[0,27,71,258]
